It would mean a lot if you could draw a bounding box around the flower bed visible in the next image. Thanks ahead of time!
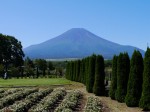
[54,90,82,112]
[0,88,38,109]
[29,87,66,112]
[84,96,102,112]
[3,88,53,112]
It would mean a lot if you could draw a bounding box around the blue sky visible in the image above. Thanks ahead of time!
[0,0,150,50]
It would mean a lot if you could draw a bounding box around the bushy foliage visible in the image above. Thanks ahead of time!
[9,67,20,77]
[0,34,24,67]
[0,64,4,77]
[29,88,66,112]
[54,90,82,112]
[84,96,102,112]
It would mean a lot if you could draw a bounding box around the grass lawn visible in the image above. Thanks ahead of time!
[0,78,72,87]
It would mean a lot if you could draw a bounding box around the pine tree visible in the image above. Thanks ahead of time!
[86,54,96,93]
[115,53,130,102]
[93,55,105,96]
[139,48,150,110]
[125,50,143,107]
[109,55,118,99]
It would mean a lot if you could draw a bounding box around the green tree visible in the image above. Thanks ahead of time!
[72,61,76,81]
[139,48,150,110]
[0,64,4,78]
[86,54,96,93]
[65,62,70,79]
[109,55,118,99]
[125,50,143,107]
[93,55,105,96]
[24,57,35,78]
[9,67,20,78]
[70,61,74,80]
[79,59,85,83]
[84,57,89,85]
[115,53,130,102]
[75,60,80,82]
[47,61,55,75]
[0,34,24,73]
[35,59,47,77]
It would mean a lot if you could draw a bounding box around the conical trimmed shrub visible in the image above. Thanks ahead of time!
[93,55,105,96]
[86,54,96,93]
[115,53,130,102]
[139,48,150,110]
[109,55,118,99]
[125,50,143,107]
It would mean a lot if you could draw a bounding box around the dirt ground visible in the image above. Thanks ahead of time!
[64,82,149,112]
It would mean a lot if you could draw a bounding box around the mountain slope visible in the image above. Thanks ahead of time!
[24,28,145,59]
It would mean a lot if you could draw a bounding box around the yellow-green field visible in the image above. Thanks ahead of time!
[0,78,72,87]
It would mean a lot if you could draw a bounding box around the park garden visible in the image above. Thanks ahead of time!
[0,33,150,111]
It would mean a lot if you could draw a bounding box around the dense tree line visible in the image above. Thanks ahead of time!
[110,49,150,110]
[17,57,57,78]
[66,54,105,96]
[0,56,56,78]
[0,33,58,78]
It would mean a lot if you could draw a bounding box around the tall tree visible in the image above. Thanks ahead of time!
[0,34,24,73]
[76,60,81,82]
[84,57,89,85]
[35,59,47,77]
[47,61,55,75]
[86,54,96,93]
[115,53,130,102]
[0,64,4,78]
[139,48,150,110]
[109,55,118,99]
[70,61,74,80]
[125,50,143,107]
[24,57,35,77]
[79,59,85,83]
[93,55,105,96]
[0,34,24,78]
[65,62,70,79]
[72,61,76,81]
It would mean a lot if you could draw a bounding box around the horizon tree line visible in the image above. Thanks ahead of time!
[0,33,60,78]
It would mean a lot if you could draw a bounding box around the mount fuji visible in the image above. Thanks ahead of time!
[24,28,144,59]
